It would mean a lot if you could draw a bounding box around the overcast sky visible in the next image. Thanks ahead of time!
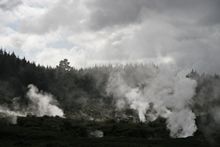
[0,0,220,73]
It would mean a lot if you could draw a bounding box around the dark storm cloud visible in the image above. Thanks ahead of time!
[0,0,22,10]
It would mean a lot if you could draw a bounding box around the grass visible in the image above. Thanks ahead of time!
[0,116,215,147]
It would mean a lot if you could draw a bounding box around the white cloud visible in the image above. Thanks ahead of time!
[0,0,219,73]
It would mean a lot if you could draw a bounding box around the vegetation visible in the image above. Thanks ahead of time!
[0,49,113,119]
[0,116,209,147]
[1,49,220,146]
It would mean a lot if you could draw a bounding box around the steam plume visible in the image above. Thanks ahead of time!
[0,106,25,124]
[0,84,64,124]
[26,84,64,117]
[106,64,197,138]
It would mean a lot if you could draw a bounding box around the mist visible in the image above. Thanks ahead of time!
[26,84,64,117]
[0,84,64,124]
[106,64,197,138]
[0,0,220,146]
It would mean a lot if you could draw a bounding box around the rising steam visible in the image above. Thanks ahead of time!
[0,84,64,124]
[26,84,64,117]
[106,64,197,138]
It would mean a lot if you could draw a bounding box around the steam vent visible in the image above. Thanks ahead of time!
[0,0,220,146]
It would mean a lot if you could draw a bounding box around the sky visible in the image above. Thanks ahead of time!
[0,0,220,73]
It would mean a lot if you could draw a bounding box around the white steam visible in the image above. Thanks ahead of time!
[0,106,26,124]
[106,64,197,138]
[167,109,197,138]
[26,84,64,117]
[0,84,64,124]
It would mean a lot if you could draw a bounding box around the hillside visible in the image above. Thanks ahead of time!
[1,50,220,146]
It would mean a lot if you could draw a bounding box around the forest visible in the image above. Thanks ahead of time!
[1,49,220,146]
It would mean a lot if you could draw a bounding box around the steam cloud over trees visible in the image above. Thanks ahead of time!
[1,50,220,141]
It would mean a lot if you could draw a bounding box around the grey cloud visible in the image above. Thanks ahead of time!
[86,0,146,30]
[87,0,220,30]
[0,0,22,10]
[20,0,85,34]
[94,12,220,73]
[20,0,220,32]
[1,0,220,73]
